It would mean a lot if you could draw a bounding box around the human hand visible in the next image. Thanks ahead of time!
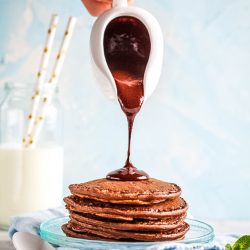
[81,0,133,16]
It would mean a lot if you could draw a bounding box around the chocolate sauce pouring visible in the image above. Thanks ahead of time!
[104,16,151,181]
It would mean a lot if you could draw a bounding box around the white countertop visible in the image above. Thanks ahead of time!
[1,220,250,250]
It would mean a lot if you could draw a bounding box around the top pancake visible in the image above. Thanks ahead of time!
[69,178,181,205]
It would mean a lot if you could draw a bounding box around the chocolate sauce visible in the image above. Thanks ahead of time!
[104,16,151,181]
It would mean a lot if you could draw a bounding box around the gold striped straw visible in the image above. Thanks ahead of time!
[23,14,59,146]
[27,16,76,147]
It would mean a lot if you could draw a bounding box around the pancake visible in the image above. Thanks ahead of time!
[70,212,187,232]
[64,195,188,219]
[61,224,119,241]
[66,221,189,241]
[65,205,134,221]
[69,178,181,205]
[92,212,134,221]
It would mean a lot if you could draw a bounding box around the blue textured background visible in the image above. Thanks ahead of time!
[0,0,250,220]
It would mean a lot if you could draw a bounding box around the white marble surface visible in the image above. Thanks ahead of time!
[0,221,249,250]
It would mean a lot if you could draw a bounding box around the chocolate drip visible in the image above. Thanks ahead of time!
[104,16,151,181]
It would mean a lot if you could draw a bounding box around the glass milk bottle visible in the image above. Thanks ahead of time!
[0,82,64,230]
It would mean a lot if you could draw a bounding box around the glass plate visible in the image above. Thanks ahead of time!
[40,217,214,250]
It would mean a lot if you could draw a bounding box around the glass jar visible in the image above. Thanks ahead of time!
[0,82,62,146]
[0,82,64,230]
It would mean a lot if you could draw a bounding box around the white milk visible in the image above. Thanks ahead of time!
[0,145,63,229]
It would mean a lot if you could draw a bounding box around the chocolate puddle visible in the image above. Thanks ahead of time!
[104,16,151,181]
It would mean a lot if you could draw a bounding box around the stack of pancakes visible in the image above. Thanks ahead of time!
[62,178,189,241]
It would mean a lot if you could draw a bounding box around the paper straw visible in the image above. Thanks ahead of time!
[27,16,76,147]
[23,14,59,145]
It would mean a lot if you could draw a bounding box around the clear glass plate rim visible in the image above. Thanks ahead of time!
[40,217,214,246]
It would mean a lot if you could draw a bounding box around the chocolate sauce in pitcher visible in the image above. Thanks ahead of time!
[104,16,151,181]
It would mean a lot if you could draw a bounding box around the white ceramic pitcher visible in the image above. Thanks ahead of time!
[90,0,164,101]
